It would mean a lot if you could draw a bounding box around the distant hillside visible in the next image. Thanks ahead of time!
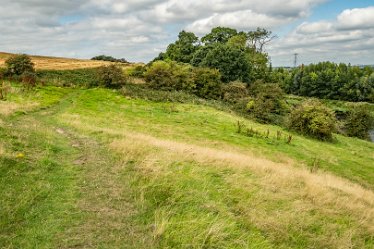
[0,52,118,70]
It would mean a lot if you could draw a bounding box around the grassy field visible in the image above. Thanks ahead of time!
[0,52,122,70]
[1,83,373,248]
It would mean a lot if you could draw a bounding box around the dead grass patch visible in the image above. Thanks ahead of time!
[110,133,374,233]
[0,101,38,116]
[0,52,139,70]
[0,143,5,156]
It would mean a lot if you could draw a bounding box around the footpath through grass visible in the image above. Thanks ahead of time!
[0,86,373,248]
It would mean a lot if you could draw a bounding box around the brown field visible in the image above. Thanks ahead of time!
[0,52,120,70]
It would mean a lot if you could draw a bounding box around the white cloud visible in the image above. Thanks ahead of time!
[0,0,372,66]
[269,6,374,66]
[337,7,374,30]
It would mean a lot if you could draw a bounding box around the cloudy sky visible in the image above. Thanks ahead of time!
[0,0,373,66]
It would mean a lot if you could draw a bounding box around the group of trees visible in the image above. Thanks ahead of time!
[274,62,374,103]
[91,55,128,63]
[147,26,374,141]
[155,27,274,83]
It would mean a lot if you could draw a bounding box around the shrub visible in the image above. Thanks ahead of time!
[288,99,337,140]
[37,68,97,87]
[193,67,222,99]
[247,83,287,124]
[144,61,195,91]
[345,104,374,139]
[96,65,127,88]
[129,65,146,78]
[5,54,35,76]
[222,81,248,103]
[22,71,37,88]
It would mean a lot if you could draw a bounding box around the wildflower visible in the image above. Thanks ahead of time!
[16,153,25,158]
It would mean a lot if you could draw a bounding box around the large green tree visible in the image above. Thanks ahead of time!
[201,27,238,44]
[165,31,199,63]
[199,43,251,83]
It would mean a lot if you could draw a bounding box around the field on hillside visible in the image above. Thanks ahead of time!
[1,83,373,248]
[0,52,120,70]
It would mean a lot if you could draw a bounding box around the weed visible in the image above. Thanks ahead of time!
[310,156,321,173]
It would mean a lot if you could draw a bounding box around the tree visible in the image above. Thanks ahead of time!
[199,43,251,83]
[165,31,199,63]
[247,28,277,53]
[92,55,128,63]
[5,54,35,76]
[227,33,247,50]
[201,27,238,44]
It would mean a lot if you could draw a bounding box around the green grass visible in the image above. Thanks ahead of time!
[1,85,373,248]
[62,88,374,189]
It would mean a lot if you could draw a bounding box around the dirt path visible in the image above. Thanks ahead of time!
[26,91,141,248]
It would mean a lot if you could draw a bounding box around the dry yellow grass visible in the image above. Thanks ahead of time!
[0,143,5,156]
[0,52,129,70]
[110,133,374,233]
[0,101,38,116]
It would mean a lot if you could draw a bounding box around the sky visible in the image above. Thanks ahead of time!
[0,0,373,66]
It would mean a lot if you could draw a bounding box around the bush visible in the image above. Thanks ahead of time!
[193,67,222,99]
[129,65,146,78]
[37,68,97,87]
[22,71,37,88]
[288,100,337,140]
[5,54,35,76]
[247,83,287,124]
[222,81,248,103]
[345,104,374,139]
[144,61,195,91]
[96,65,127,88]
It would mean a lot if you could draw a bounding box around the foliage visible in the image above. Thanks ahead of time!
[91,55,128,63]
[199,43,251,83]
[247,28,277,53]
[144,60,195,91]
[96,65,127,88]
[222,81,248,103]
[345,104,374,139]
[165,31,199,63]
[128,65,146,78]
[247,82,287,124]
[279,62,374,103]
[201,27,238,44]
[155,26,274,84]
[193,67,222,99]
[37,68,97,87]
[5,54,35,76]
[21,71,37,88]
[287,99,337,140]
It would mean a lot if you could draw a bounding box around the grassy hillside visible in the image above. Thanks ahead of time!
[1,84,373,248]
[0,52,117,70]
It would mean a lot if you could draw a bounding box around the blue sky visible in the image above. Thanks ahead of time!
[0,0,373,66]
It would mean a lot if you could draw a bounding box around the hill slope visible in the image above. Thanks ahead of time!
[0,52,115,70]
[1,85,373,248]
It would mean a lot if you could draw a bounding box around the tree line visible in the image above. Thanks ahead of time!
[273,62,374,103]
